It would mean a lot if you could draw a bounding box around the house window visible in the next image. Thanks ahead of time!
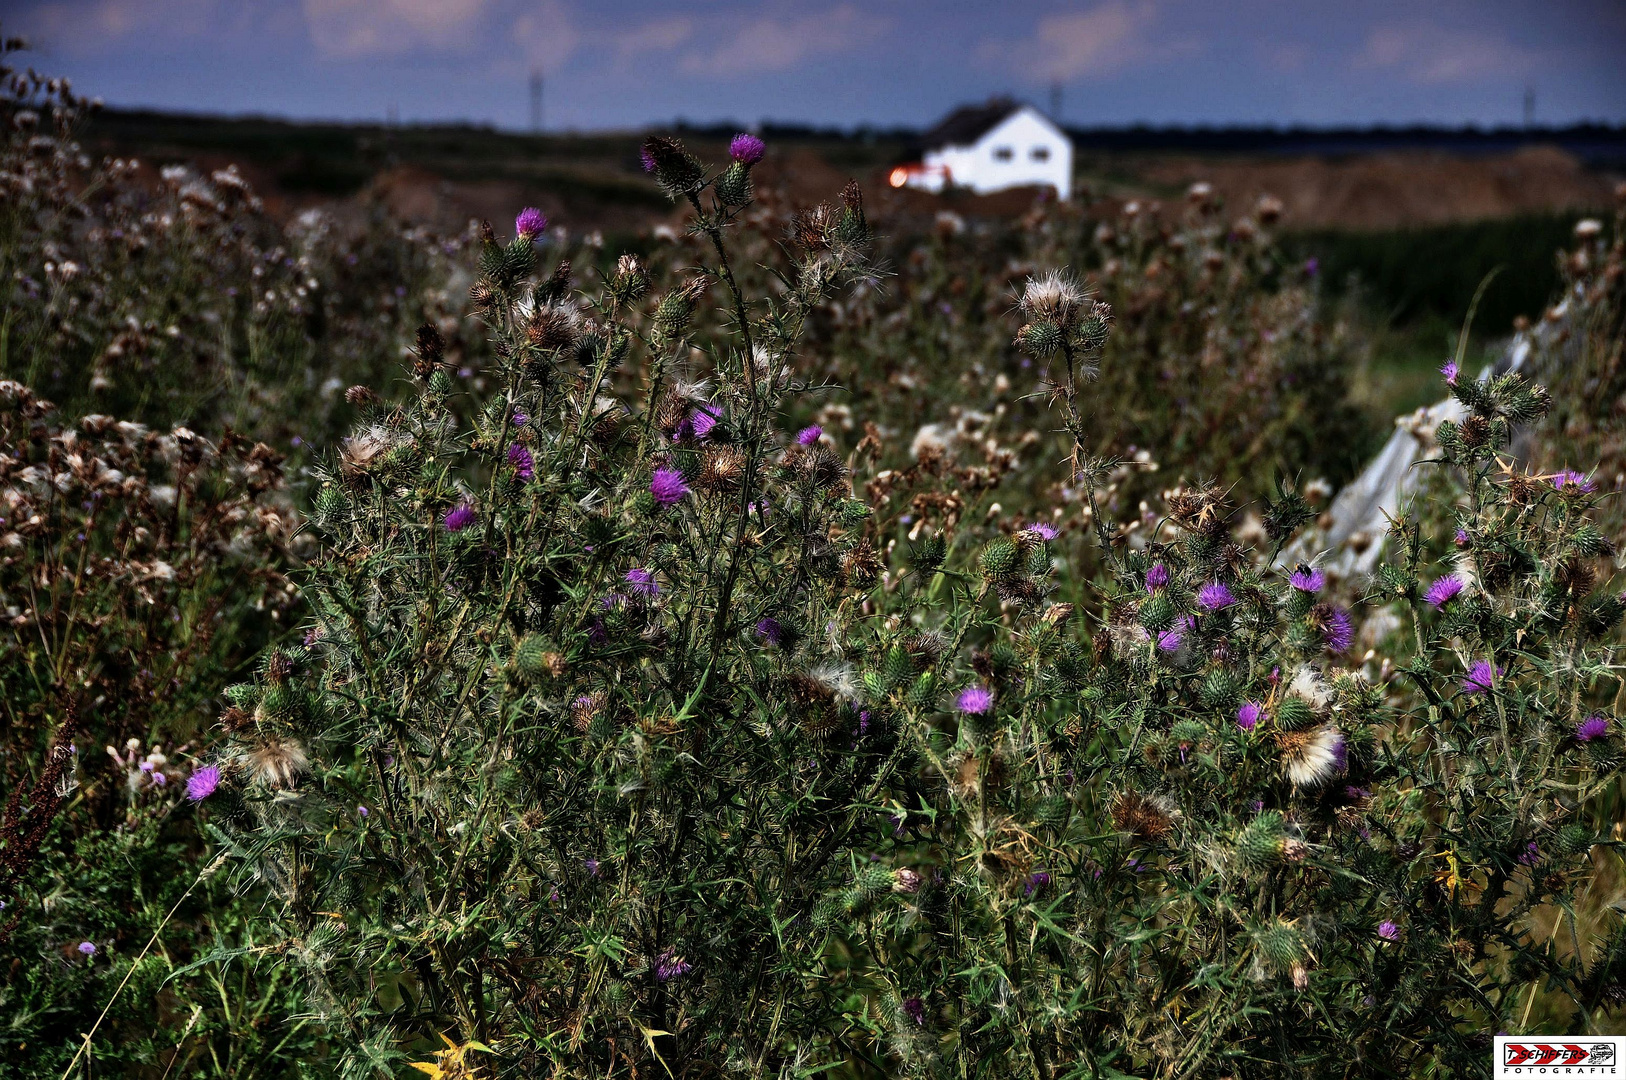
[992,146,1013,162]
[1030,146,1051,162]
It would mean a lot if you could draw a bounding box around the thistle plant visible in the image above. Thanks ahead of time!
[208,141,1626,1077]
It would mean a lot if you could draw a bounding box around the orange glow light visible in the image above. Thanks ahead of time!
[888,167,909,188]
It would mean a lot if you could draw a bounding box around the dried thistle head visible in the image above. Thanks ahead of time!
[242,737,308,789]
[1110,790,1179,842]
[1019,270,1087,328]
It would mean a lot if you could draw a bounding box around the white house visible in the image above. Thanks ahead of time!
[890,99,1073,199]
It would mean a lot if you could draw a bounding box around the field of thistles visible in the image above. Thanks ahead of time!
[4,33,1626,1080]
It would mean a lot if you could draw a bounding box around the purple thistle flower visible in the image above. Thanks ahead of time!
[1197,581,1236,611]
[1377,920,1399,942]
[599,592,628,611]
[1462,660,1497,695]
[1440,360,1459,386]
[512,411,529,426]
[1145,563,1169,592]
[358,805,369,817]
[755,616,784,645]
[1330,731,1348,773]
[858,710,871,736]
[689,404,721,439]
[1024,870,1051,896]
[1552,468,1596,493]
[655,948,692,982]
[650,467,690,506]
[1453,528,1470,547]
[151,772,166,786]
[1237,701,1262,731]
[626,568,659,598]
[1289,567,1325,593]
[78,941,97,956]
[902,997,926,1026]
[1577,715,1610,742]
[443,503,476,532]
[796,424,822,446]
[957,685,994,714]
[1518,841,1541,866]
[1320,605,1353,653]
[639,145,657,173]
[729,132,766,166]
[585,858,601,876]
[1304,257,1319,277]
[1154,625,1184,652]
[185,765,220,802]
[1424,575,1463,607]
[514,206,547,240]
[507,442,534,481]
[1030,522,1058,541]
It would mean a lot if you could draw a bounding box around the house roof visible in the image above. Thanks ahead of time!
[921,98,1029,149]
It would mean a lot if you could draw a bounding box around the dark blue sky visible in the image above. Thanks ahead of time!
[9,0,1626,130]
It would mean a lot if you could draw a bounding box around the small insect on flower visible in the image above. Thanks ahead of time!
[1424,574,1463,607]
[729,132,766,166]
[1237,701,1263,731]
[1461,660,1497,695]
[1440,360,1459,385]
[956,685,994,714]
[1378,921,1399,942]
[625,568,659,598]
[1577,715,1610,742]
[443,503,476,532]
[1197,581,1236,611]
[514,206,547,240]
[185,764,220,802]
[650,467,690,506]
[1289,566,1325,593]
[796,424,822,446]
[78,941,97,956]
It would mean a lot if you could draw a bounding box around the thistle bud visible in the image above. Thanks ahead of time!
[1275,696,1314,731]
[907,670,936,709]
[856,862,894,898]
[640,134,704,197]
[514,634,554,682]
[610,254,648,303]
[1235,811,1287,871]
[979,536,1022,582]
[314,484,346,521]
[882,646,914,691]
[427,369,454,399]
[344,385,380,408]
[1138,593,1176,633]
[716,160,751,207]
[1252,918,1307,973]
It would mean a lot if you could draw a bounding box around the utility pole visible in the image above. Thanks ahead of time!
[1049,80,1063,123]
[529,68,544,134]
[1523,84,1535,129]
